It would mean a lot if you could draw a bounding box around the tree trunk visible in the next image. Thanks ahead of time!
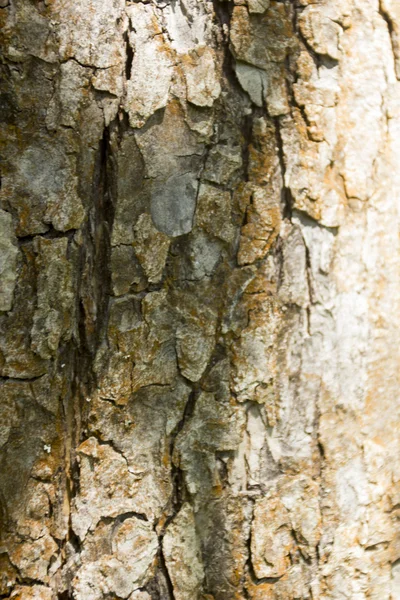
[1,0,400,598]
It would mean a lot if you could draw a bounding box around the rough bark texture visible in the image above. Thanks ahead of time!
[1,0,400,598]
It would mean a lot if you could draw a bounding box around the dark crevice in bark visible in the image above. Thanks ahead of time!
[212,0,245,98]
[59,56,118,71]
[157,547,176,600]
[212,0,232,33]
[58,591,73,600]
[0,374,44,383]
[303,232,313,336]
[169,456,187,519]
[124,26,134,81]
[10,575,48,587]
[212,0,257,204]
[76,124,115,405]
[114,511,148,523]
[16,226,77,244]
[199,343,228,388]
[168,387,197,515]
[247,558,285,586]
[83,428,132,469]
[149,385,201,598]
[116,106,131,138]
[274,116,293,221]
[392,558,400,568]
[59,121,118,593]
[378,1,399,78]
[317,440,325,461]
[241,109,255,183]
[145,565,174,600]
[215,452,231,489]
[87,125,116,352]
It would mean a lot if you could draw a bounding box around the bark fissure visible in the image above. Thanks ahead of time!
[378,0,400,79]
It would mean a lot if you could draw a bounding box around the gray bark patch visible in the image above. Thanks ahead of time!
[151,172,199,237]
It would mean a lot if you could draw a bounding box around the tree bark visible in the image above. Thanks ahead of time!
[1,0,400,598]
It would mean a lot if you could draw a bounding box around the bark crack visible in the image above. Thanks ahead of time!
[378,0,400,80]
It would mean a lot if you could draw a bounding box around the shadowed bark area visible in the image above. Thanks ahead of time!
[1,1,400,599]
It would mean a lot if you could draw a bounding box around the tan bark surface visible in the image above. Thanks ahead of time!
[1,0,400,598]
